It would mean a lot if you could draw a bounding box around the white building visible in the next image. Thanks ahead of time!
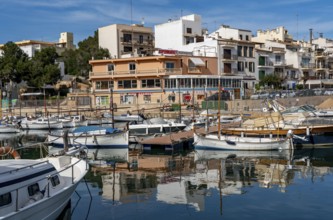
[154,14,257,98]
[0,32,75,58]
[155,14,203,50]
[98,24,154,58]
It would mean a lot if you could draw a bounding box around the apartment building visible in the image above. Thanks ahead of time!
[253,26,333,89]
[81,54,220,110]
[155,15,257,98]
[98,24,154,58]
[155,14,204,50]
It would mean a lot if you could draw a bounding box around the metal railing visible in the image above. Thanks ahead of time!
[3,156,87,212]
[90,68,183,76]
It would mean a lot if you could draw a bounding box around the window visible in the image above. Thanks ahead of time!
[239,35,243,40]
[165,79,177,88]
[129,63,136,74]
[96,81,113,90]
[142,79,161,88]
[123,33,132,42]
[243,46,248,57]
[185,37,194,44]
[107,64,114,72]
[275,55,281,63]
[124,47,132,53]
[238,62,244,71]
[186,28,192,34]
[28,183,40,196]
[0,193,12,207]
[246,35,249,41]
[237,46,242,57]
[129,63,136,70]
[249,47,254,57]
[139,35,143,44]
[51,175,60,187]
[118,80,137,89]
[249,62,255,72]
[165,62,175,69]
[144,95,151,103]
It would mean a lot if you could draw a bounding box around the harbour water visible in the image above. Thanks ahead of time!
[1,132,333,220]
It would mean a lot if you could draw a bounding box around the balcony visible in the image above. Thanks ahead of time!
[188,67,202,73]
[222,54,238,61]
[221,68,238,75]
[274,60,287,66]
[89,68,183,78]
[300,63,315,69]
[258,61,274,68]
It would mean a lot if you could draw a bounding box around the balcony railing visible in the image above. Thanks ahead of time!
[274,60,287,66]
[300,63,315,68]
[188,67,201,73]
[90,68,183,77]
[222,68,238,75]
[222,54,238,60]
[258,61,273,67]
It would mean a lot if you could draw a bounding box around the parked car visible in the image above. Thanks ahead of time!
[250,93,260,100]
[258,92,269,99]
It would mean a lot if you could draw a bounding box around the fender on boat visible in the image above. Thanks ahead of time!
[0,146,21,159]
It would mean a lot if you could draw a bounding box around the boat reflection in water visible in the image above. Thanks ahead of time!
[80,147,333,219]
[2,129,333,219]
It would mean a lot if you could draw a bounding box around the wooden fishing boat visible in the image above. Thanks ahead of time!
[193,132,293,151]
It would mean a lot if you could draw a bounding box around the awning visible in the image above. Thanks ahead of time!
[189,57,205,66]
[305,80,322,85]
[322,80,333,85]
[21,92,43,96]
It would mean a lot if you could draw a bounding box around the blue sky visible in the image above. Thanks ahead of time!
[2,0,333,45]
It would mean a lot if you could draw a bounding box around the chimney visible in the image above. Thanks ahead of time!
[309,28,313,44]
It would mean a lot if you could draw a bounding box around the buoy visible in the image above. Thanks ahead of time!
[0,146,21,159]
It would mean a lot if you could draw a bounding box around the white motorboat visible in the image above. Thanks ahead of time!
[53,115,88,128]
[102,112,144,123]
[47,126,128,150]
[193,132,293,151]
[129,117,187,137]
[0,124,21,133]
[20,117,63,130]
[0,155,88,220]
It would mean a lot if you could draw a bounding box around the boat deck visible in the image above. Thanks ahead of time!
[0,160,44,174]
[139,123,239,145]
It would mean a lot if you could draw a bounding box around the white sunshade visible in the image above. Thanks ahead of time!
[189,57,205,66]
[305,80,322,85]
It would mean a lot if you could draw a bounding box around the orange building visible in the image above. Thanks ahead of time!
[68,53,245,112]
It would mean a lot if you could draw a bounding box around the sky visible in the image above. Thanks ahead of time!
[2,0,333,45]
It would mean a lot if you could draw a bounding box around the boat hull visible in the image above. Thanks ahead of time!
[1,157,88,220]
[48,130,129,149]
[0,125,20,133]
[21,122,63,130]
[194,133,291,151]
[222,125,333,136]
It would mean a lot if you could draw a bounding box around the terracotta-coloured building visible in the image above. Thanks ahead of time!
[67,53,245,112]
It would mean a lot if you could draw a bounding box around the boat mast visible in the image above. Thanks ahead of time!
[110,88,115,129]
[178,78,182,122]
[218,78,221,140]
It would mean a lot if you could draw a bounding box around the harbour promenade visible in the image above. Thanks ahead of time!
[2,95,332,119]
